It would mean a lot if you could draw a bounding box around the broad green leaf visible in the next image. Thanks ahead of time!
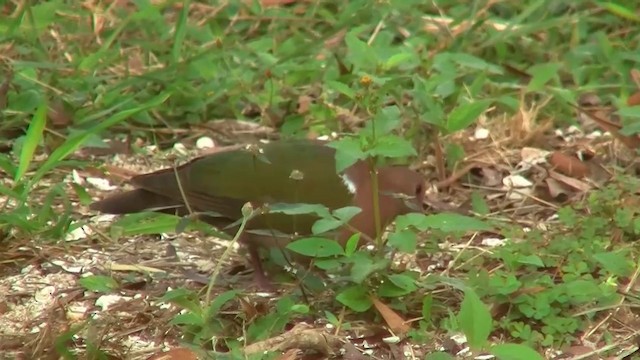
[491,343,544,360]
[396,213,492,232]
[336,285,372,312]
[312,218,343,234]
[593,251,633,276]
[287,237,345,257]
[458,288,492,350]
[206,290,238,316]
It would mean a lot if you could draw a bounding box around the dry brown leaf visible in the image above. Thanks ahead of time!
[548,170,591,193]
[544,178,572,200]
[146,347,199,360]
[238,296,259,321]
[48,100,74,128]
[628,91,640,106]
[275,348,301,360]
[297,95,312,114]
[370,296,410,335]
[244,323,340,355]
[0,70,13,110]
[260,0,297,7]
[548,151,590,178]
[562,345,594,357]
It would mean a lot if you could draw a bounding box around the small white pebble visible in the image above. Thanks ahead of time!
[173,142,188,155]
[66,304,89,322]
[95,295,127,311]
[476,354,495,360]
[71,170,84,185]
[474,127,490,140]
[503,175,533,188]
[65,225,93,241]
[567,125,581,134]
[481,237,506,247]
[383,336,401,344]
[586,130,603,139]
[86,177,117,191]
[451,333,467,345]
[196,136,215,149]
[506,187,532,200]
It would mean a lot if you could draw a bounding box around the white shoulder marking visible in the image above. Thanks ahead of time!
[340,174,357,194]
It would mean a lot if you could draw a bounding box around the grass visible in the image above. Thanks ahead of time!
[2,0,640,359]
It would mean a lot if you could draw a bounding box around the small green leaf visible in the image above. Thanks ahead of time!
[345,31,376,70]
[291,304,310,313]
[527,63,561,91]
[314,258,342,270]
[287,237,344,257]
[344,233,360,257]
[268,203,330,217]
[312,217,343,234]
[387,230,417,253]
[425,352,455,360]
[78,275,119,293]
[517,255,544,268]
[113,213,182,236]
[325,80,356,99]
[350,255,389,283]
[446,100,491,133]
[336,285,372,312]
[491,343,544,360]
[471,191,490,215]
[458,288,492,350]
[333,206,362,222]
[384,52,415,69]
[170,312,204,327]
[367,135,417,159]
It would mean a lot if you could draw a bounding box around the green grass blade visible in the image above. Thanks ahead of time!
[14,100,47,182]
[29,92,171,186]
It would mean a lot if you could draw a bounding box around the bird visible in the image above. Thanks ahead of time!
[90,139,425,290]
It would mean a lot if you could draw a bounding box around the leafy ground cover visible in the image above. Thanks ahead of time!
[2,1,640,359]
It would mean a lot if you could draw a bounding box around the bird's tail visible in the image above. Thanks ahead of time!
[89,189,183,214]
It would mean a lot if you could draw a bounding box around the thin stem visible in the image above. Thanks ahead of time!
[206,207,254,303]
[369,159,382,250]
